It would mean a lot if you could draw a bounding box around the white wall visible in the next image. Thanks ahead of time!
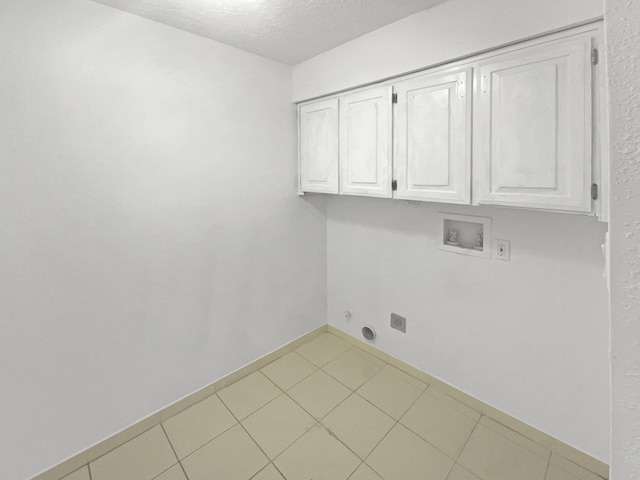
[327,198,609,462]
[0,1,326,479]
[293,0,610,463]
[605,0,640,478]
[293,0,603,101]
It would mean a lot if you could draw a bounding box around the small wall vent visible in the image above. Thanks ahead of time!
[362,325,376,342]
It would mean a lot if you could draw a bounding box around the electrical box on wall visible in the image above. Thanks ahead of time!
[438,213,492,259]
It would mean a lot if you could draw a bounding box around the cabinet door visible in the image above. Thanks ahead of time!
[340,86,393,197]
[299,98,339,194]
[473,36,592,211]
[394,67,471,203]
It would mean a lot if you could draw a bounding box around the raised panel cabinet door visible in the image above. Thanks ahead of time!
[340,86,393,197]
[473,36,592,212]
[299,98,339,194]
[394,67,472,203]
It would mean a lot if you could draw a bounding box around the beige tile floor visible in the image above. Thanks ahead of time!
[61,333,604,480]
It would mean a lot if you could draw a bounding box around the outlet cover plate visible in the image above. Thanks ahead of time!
[495,239,510,261]
[390,313,406,333]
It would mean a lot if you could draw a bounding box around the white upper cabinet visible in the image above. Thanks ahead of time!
[473,36,593,212]
[340,86,393,198]
[299,98,339,194]
[296,24,604,217]
[394,67,472,204]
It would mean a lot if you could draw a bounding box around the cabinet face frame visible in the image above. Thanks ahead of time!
[393,66,472,204]
[298,98,339,194]
[472,35,593,212]
[590,29,608,222]
[339,85,393,198]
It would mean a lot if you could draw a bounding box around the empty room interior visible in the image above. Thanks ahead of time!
[1,0,638,480]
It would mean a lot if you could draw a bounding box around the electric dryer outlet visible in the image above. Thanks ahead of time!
[390,313,406,333]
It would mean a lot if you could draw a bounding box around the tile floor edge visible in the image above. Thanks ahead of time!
[325,325,609,480]
[31,325,328,480]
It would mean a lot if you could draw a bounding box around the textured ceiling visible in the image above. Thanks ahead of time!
[88,0,446,64]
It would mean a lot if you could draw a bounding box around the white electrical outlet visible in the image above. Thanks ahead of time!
[495,240,510,261]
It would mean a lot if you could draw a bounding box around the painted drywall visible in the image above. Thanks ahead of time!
[327,198,609,462]
[0,1,326,479]
[605,0,640,478]
[292,0,603,101]
[294,0,610,461]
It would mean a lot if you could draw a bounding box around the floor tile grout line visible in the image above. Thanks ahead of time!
[477,414,551,461]
[550,455,608,480]
[317,388,409,465]
[242,398,318,463]
[270,419,323,466]
[542,449,553,480]
[260,350,320,392]
[238,400,284,466]
[355,372,424,423]
[277,369,322,398]
[82,424,169,479]
[376,362,431,391]
[359,380,431,478]
[242,391,290,423]
[158,364,307,474]
[84,380,272,479]
[174,392,258,467]
[478,413,553,459]
[274,361,387,468]
[281,372,351,423]
[247,463,266,480]
[398,413,476,464]
[299,387,375,464]
[215,365,326,465]
[319,365,375,391]
[337,388,400,461]
[320,390,377,426]
[293,334,350,368]
[350,390,396,423]
[271,461,288,480]
[159,423,179,464]
[394,387,483,464]
[177,460,190,480]
[455,416,481,465]
[319,356,386,391]
[236,420,274,475]
[169,415,239,465]
[248,462,279,480]
[448,463,478,480]
[347,334,491,420]
[422,385,484,423]
[442,458,457,480]
[321,419,369,464]
[217,370,286,422]
[360,399,401,465]
[344,461,366,480]
[148,462,180,480]
[283,346,405,428]
[158,423,190,480]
